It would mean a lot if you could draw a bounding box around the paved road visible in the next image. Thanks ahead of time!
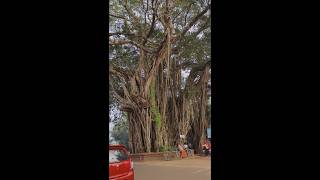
[133,156,211,180]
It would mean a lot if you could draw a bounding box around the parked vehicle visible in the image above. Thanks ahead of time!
[109,144,134,180]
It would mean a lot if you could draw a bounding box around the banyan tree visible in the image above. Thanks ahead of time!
[109,0,212,153]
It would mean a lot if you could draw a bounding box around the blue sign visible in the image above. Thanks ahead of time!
[207,128,211,138]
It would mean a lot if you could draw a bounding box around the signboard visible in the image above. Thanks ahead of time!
[207,128,211,138]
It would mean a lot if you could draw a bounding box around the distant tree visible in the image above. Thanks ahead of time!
[111,114,129,149]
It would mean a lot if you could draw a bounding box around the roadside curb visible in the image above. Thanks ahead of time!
[131,152,205,162]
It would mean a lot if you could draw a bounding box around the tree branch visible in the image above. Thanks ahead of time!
[109,32,136,37]
[172,7,183,23]
[175,60,211,70]
[109,13,126,19]
[109,38,155,54]
[195,16,211,36]
[144,40,168,96]
[109,64,133,80]
[176,4,211,41]
[109,81,134,109]
[123,0,142,24]
[184,2,194,26]
[109,67,137,108]
[109,39,131,45]
[171,16,211,53]
[143,0,156,45]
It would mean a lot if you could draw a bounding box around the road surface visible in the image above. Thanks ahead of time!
[133,156,211,180]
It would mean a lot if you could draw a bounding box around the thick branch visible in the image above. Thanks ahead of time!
[144,40,168,96]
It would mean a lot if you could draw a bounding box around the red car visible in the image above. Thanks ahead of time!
[109,144,134,180]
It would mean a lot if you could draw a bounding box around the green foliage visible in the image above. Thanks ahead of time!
[168,146,177,151]
[109,44,139,71]
[159,145,176,152]
[150,79,161,128]
[159,145,165,152]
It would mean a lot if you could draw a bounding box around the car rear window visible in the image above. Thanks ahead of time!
[109,149,128,163]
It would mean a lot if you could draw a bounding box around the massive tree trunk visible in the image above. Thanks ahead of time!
[127,107,152,153]
[111,58,210,154]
